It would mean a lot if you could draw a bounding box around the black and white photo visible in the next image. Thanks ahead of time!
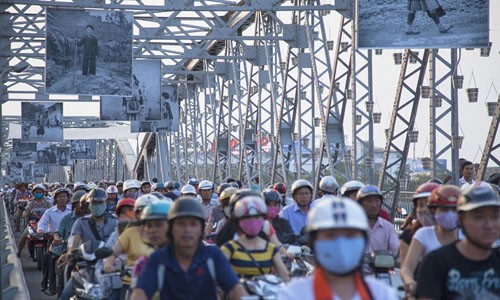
[36,143,58,165]
[21,102,63,143]
[12,139,37,162]
[357,0,489,49]
[45,8,133,96]
[101,60,162,121]
[160,84,180,132]
[32,164,50,178]
[56,146,72,166]
[69,139,97,159]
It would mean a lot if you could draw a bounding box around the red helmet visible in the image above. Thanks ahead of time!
[413,182,440,200]
[428,185,461,208]
[273,182,287,195]
[115,198,136,215]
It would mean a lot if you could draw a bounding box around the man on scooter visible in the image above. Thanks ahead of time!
[17,184,53,257]
[131,197,247,300]
[59,188,118,300]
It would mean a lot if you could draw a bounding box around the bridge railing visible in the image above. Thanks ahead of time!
[1,195,30,300]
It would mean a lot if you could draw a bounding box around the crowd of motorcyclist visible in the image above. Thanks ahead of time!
[3,159,500,300]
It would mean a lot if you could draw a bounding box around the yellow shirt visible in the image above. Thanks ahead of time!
[118,226,154,267]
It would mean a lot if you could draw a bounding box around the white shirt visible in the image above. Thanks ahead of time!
[458,176,473,187]
[38,205,72,233]
[278,275,398,300]
[413,226,463,255]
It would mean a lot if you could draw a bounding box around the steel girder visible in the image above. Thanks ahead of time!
[313,15,351,194]
[351,49,374,184]
[477,96,500,180]
[378,49,429,220]
[429,49,460,184]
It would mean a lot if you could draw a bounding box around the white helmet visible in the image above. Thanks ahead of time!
[291,179,313,194]
[306,197,368,233]
[461,181,492,192]
[87,182,97,190]
[198,180,213,190]
[340,180,365,196]
[181,184,197,195]
[319,176,339,194]
[123,179,141,192]
[32,184,46,193]
[106,185,118,194]
[134,194,158,211]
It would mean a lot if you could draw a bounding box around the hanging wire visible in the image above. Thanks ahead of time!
[421,137,429,158]
[472,145,483,163]
[467,70,477,88]
[484,81,498,103]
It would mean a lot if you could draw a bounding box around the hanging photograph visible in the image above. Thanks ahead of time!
[32,164,50,178]
[69,139,97,159]
[21,102,63,143]
[100,60,162,121]
[357,0,489,49]
[160,84,180,132]
[56,146,73,166]
[35,143,58,165]
[45,8,133,96]
[12,139,37,162]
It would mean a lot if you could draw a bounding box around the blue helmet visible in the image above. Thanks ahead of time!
[141,201,171,221]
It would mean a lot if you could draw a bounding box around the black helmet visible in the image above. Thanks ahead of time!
[458,186,500,212]
[85,188,107,203]
[54,187,70,198]
[167,197,205,222]
[71,190,87,204]
[262,189,281,204]
[217,183,231,195]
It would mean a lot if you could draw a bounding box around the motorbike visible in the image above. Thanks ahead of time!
[281,245,315,278]
[241,274,286,300]
[69,240,118,300]
[363,250,405,299]
[25,207,51,270]
[14,199,29,232]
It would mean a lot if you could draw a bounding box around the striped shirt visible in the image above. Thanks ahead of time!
[221,239,277,277]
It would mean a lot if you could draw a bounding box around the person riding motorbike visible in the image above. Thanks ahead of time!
[131,197,248,300]
[39,188,72,295]
[59,188,118,300]
[221,194,289,281]
[401,185,461,298]
[17,184,53,257]
[278,197,398,300]
[103,194,166,299]
[262,189,296,245]
[205,187,237,238]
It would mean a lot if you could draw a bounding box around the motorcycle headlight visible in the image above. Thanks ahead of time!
[83,282,102,298]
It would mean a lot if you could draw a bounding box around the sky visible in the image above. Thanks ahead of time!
[3,0,499,166]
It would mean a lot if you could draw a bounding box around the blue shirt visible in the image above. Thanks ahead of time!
[136,244,239,300]
[279,203,309,235]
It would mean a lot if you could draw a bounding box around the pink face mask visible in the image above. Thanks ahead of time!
[238,218,264,237]
[266,207,280,219]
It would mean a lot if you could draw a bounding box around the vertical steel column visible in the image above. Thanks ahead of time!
[429,49,461,184]
[378,49,429,219]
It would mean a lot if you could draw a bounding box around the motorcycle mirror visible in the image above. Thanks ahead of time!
[94,247,114,260]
